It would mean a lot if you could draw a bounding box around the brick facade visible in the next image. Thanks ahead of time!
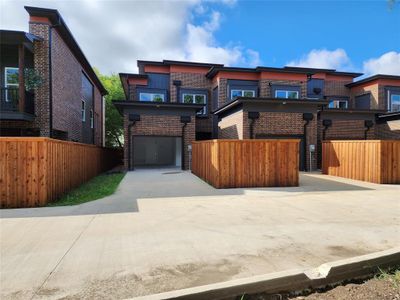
[123,113,195,170]
[320,119,375,140]
[375,122,400,139]
[324,80,352,98]
[218,111,244,139]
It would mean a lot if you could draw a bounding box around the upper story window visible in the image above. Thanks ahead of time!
[275,90,299,99]
[328,99,348,109]
[139,92,165,102]
[90,109,94,128]
[231,89,255,99]
[389,93,400,112]
[183,93,207,115]
[81,100,86,122]
[4,67,19,102]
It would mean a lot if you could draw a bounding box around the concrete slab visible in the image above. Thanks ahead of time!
[1,170,399,299]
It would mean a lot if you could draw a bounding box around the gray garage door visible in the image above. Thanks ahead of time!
[256,135,305,171]
[133,136,182,167]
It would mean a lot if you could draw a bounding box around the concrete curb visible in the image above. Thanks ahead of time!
[129,247,400,300]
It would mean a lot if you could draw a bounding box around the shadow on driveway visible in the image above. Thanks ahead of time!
[0,169,374,219]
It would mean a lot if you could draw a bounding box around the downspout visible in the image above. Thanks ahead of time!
[364,120,373,140]
[48,17,62,138]
[180,116,191,170]
[302,113,314,172]
[248,112,260,139]
[127,114,141,171]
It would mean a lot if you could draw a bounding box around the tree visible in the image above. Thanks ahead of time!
[95,69,125,148]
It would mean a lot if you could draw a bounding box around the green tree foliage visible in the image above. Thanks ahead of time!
[95,69,125,148]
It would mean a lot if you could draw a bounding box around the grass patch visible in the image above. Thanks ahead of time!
[375,267,400,288]
[48,172,125,206]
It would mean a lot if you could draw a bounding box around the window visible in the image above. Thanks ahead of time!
[328,100,348,109]
[390,94,400,112]
[183,93,207,115]
[81,100,86,122]
[139,92,165,102]
[231,89,255,99]
[90,109,94,128]
[4,67,19,102]
[275,90,299,99]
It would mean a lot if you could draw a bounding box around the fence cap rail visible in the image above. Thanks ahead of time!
[0,137,115,148]
[192,139,301,144]
[322,140,400,144]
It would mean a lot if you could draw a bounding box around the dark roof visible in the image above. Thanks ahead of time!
[376,111,400,122]
[24,6,107,95]
[112,100,205,115]
[320,108,386,114]
[137,60,223,69]
[206,65,363,79]
[0,30,42,45]
[213,97,329,115]
[346,74,400,87]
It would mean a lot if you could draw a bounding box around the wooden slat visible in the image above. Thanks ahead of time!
[0,137,122,208]
[192,139,300,188]
[322,140,400,184]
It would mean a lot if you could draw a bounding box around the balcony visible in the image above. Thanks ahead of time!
[0,87,35,121]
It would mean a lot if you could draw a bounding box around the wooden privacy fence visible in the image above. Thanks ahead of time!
[0,137,122,208]
[192,139,300,188]
[322,140,400,184]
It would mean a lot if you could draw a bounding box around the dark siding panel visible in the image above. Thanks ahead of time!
[147,73,170,90]
[307,79,324,98]
[81,73,94,144]
[355,94,371,109]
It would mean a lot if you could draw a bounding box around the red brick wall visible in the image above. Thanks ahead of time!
[259,80,307,98]
[29,22,103,146]
[319,119,375,140]
[218,111,244,139]
[123,114,195,170]
[324,80,351,98]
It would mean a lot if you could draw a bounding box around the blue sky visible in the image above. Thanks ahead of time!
[1,0,399,75]
[209,0,400,71]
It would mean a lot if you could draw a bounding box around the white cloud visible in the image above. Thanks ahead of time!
[287,48,351,70]
[363,51,400,76]
[0,0,259,73]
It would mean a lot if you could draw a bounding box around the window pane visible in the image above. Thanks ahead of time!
[81,100,85,109]
[231,90,242,98]
[392,94,400,112]
[6,68,19,85]
[195,95,205,104]
[243,90,255,97]
[152,94,164,102]
[140,93,151,101]
[328,101,335,108]
[338,101,347,109]
[275,91,286,98]
[287,91,298,99]
[183,94,193,103]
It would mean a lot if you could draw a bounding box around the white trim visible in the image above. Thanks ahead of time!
[81,99,86,122]
[230,89,255,99]
[139,92,165,102]
[275,90,299,99]
[389,93,400,112]
[328,99,348,109]
[182,93,207,115]
[4,67,19,102]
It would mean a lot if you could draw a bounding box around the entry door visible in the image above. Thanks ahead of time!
[256,135,305,171]
[133,136,182,167]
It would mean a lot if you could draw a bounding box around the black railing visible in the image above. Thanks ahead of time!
[0,87,34,114]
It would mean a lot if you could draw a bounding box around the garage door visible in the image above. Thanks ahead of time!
[133,136,182,167]
[256,135,305,171]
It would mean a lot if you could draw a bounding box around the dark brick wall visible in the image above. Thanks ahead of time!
[375,122,400,139]
[324,80,352,98]
[28,21,103,145]
[123,114,195,170]
[218,111,244,139]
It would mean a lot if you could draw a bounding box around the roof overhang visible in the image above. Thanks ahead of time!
[346,74,400,87]
[0,30,42,52]
[376,112,400,123]
[25,6,107,95]
[214,97,329,116]
[112,100,204,116]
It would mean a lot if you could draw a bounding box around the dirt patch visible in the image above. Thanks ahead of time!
[59,259,242,299]
[244,273,400,300]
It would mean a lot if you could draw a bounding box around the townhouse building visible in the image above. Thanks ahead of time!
[0,7,107,146]
[114,60,400,171]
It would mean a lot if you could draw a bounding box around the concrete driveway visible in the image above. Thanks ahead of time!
[1,169,399,299]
